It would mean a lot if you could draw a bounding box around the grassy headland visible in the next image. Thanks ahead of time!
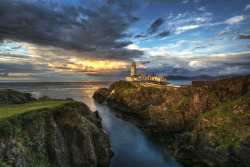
[93,75,250,166]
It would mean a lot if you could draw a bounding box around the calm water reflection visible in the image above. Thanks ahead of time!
[0,81,195,167]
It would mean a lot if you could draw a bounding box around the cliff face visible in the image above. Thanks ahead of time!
[173,92,250,166]
[93,76,250,166]
[0,90,113,167]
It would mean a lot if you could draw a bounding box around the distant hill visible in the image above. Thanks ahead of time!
[164,74,241,81]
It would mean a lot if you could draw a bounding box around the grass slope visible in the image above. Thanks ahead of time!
[197,92,250,150]
[0,99,72,119]
[0,99,74,137]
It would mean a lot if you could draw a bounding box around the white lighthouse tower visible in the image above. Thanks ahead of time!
[131,61,136,76]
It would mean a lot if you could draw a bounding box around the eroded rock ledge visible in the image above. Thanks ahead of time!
[0,89,113,167]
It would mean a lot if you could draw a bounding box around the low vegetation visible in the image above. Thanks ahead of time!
[197,91,250,150]
[0,99,72,119]
[0,99,74,137]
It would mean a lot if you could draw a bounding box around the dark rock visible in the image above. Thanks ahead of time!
[93,88,109,104]
[94,110,103,128]
[39,95,51,100]
[0,89,36,104]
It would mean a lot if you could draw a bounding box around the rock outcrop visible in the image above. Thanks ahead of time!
[93,76,250,166]
[0,89,35,104]
[173,93,250,166]
[0,90,113,167]
[92,88,109,104]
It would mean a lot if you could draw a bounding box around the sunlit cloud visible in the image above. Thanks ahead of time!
[66,60,129,72]
[176,25,200,34]
[225,15,245,25]
[188,60,211,68]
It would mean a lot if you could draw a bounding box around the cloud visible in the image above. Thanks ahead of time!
[136,48,250,76]
[126,44,141,50]
[0,62,50,74]
[217,30,239,35]
[11,46,22,49]
[148,0,168,3]
[140,61,151,65]
[156,30,170,38]
[148,18,164,35]
[0,72,9,77]
[0,0,141,60]
[176,25,200,34]
[134,34,147,38]
[198,7,206,11]
[225,15,245,25]
[188,61,210,68]
[244,4,250,11]
[182,0,200,4]
[191,45,208,51]
[237,34,250,39]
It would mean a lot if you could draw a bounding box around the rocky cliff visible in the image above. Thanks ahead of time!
[0,89,113,167]
[173,92,250,166]
[93,76,250,166]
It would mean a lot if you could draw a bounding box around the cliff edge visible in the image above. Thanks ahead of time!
[0,89,113,167]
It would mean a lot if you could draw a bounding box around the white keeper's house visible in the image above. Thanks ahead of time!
[126,61,167,83]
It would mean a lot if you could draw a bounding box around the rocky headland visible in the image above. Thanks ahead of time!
[0,89,113,167]
[93,76,250,166]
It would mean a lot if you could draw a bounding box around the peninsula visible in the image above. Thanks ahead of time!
[93,68,250,166]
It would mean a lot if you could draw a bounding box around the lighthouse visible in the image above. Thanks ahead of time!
[131,61,136,76]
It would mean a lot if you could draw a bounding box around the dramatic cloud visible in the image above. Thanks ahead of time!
[0,0,140,57]
[226,15,245,25]
[0,0,249,81]
[238,34,250,39]
[148,18,164,35]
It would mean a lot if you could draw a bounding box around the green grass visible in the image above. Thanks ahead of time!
[0,99,72,119]
[141,86,160,91]
[0,99,74,137]
[0,161,11,167]
[198,91,250,150]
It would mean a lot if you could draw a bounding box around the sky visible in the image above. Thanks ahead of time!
[0,0,249,81]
